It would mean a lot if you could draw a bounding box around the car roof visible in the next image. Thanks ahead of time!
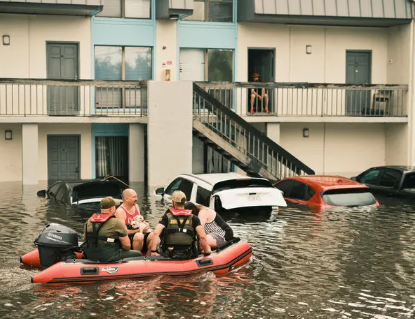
[278,175,369,192]
[180,173,267,190]
[366,165,415,173]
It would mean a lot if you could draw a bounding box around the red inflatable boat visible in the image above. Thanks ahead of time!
[30,240,252,284]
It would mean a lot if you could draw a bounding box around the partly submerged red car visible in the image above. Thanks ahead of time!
[273,175,379,209]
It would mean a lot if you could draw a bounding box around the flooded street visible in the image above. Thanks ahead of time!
[1,181,415,318]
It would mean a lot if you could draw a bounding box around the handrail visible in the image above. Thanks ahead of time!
[193,83,315,177]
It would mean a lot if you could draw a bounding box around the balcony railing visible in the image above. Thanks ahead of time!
[196,82,408,118]
[0,78,147,117]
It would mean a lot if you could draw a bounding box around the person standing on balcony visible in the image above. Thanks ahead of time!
[250,72,270,114]
[115,189,150,253]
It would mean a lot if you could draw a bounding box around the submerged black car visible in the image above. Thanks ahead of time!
[37,177,127,205]
[351,166,415,198]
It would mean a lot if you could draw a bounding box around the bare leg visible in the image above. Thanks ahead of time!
[264,94,269,113]
[132,232,144,251]
[250,94,256,114]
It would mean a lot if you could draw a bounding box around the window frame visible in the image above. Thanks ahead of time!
[378,168,402,190]
[96,0,152,19]
[183,0,234,23]
[357,168,382,186]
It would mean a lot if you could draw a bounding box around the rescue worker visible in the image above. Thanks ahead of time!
[82,196,142,262]
[148,190,211,259]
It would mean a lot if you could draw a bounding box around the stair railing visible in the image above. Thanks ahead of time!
[193,83,315,180]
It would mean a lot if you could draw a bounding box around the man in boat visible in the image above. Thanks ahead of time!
[82,197,142,262]
[184,202,234,249]
[148,190,211,260]
[115,188,150,253]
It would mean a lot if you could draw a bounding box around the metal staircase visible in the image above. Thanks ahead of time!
[193,83,315,180]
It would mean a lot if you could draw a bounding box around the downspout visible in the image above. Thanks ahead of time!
[409,17,415,166]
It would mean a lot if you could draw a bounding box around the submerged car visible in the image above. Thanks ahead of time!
[351,166,415,199]
[37,177,127,205]
[273,175,379,209]
[154,173,287,212]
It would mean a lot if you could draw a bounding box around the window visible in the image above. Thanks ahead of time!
[183,0,233,22]
[95,46,151,108]
[379,169,402,189]
[212,178,272,194]
[358,169,381,185]
[304,186,316,201]
[274,180,296,197]
[97,0,151,18]
[48,182,63,198]
[179,179,194,201]
[196,186,211,206]
[165,178,183,195]
[56,184,68,202]
[322,189,377,207]
[95,136,128,182]
[402,173,415,189]
[289,181,307,200]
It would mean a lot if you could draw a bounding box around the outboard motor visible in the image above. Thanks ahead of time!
[34,223,79,270]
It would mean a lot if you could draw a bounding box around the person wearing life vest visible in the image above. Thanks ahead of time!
[148,190,211,259]
[82,197,142,262]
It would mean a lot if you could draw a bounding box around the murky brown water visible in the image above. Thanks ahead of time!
[1,181,415,318]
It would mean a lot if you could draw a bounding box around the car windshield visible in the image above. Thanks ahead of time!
[321,188,377,207]
[212,178,272,194]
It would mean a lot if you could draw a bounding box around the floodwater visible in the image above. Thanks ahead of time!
[1,182,415,319]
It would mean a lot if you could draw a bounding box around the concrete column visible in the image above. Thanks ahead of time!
[22,123,38,185]
[267,123,281,144]
[129,124,145,182]
[147,81,193,187]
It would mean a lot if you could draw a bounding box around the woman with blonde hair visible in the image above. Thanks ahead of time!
[184,202,234,249]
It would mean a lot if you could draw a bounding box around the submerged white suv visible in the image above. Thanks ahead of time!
[154,173,287,212]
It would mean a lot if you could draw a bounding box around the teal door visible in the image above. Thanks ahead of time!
[47,43,79,115]
[48,136,80,181]
[346,51,371,115]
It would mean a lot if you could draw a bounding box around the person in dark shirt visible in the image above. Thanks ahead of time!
[250,72,269,114]
[148,191,211,259]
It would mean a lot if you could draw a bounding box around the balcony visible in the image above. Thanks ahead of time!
[238,0,413,27]
[0,0,103,16]
[0,78,147,122]
[196,82,408,122]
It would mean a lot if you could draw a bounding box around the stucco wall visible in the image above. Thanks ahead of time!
[156,20,178,81]
[280,123,386,177]
[0,124,22,181]
[0,15,91,79]
[38,124,92,181]
[237,23,389,83]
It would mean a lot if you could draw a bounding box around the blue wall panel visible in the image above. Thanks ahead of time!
[178,21,237,49]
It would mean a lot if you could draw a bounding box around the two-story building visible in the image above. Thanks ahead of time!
[0,0,414,188]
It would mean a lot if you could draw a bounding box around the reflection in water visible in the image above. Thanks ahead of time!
[1,182,415,318]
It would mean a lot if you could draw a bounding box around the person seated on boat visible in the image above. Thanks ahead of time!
[184,202,234,249]
[82,197,142,262]
[115,188,150,253]
[147,190,211,260]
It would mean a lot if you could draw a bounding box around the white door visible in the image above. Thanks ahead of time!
[179,49,205,81]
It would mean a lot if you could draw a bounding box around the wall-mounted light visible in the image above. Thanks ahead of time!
[5,130,12,140]
[306,45,312,54]
[303,128,309,138]
[169,14,179,20]
[2,35,10,46]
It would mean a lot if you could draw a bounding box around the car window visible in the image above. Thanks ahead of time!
[179,179,194,201]
[402,173,415,189]
[165,178,183,195]
[289,181,307,200]
[274,180,296,197]
[213,178,272,193]
[196,186,211,206]
[359,169,382,185]
[378,169,402,189]
[48,182,62,198]
[55,184,68,202]
[322,188,377,206]
[304,185,316,201]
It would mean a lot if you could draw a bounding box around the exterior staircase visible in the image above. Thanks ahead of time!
[192,83,315,181]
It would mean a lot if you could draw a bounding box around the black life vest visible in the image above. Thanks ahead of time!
[85,213,118,248]
[161,209,198,259]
